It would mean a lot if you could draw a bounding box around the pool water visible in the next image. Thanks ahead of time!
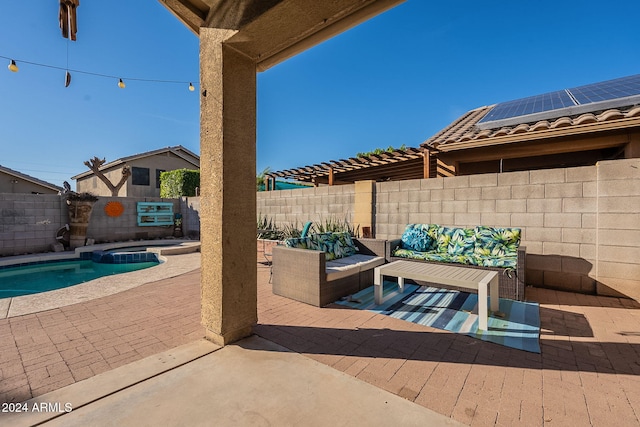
[0,260,159,298]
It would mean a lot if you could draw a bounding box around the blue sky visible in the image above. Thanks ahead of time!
[1,1,639,188]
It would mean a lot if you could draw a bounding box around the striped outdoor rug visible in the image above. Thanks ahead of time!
[335,281,540,353]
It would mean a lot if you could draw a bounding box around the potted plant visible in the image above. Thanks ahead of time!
[174,213,184,238]
[66,192,98,249]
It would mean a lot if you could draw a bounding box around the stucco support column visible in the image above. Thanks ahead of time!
[199,28,257,346]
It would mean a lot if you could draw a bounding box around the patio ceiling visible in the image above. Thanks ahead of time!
[267,147,429,185]
[159,0,405,71]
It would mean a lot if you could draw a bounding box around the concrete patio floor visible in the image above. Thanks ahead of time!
[1,254,640,426]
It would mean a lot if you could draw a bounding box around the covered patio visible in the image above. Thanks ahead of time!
[1,256,639,425]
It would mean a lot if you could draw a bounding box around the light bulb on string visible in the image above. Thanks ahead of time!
[188,82,195,92]
[65,70,71,87]
[8,59,18,72]
[118,78,125,89]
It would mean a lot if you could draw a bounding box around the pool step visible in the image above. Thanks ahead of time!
[92,251,159,264]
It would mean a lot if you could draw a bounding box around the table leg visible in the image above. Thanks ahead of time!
[398,276,405,293]
[489,274,499,312]
[374,266,383,305]
[478,281,488,331]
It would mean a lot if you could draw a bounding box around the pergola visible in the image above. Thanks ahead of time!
[264,146,433,188]
[158,0,406,345]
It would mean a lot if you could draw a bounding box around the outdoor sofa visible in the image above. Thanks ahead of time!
[386,224,526,300]
[272,232,386,307]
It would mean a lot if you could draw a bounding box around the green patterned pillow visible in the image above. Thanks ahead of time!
[311,232,358,260]
[284,237,318,250]
[436,227,476,256]
[474,226,521,258]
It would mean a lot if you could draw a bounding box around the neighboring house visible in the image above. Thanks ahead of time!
[0,165,63,194]
[71,146,200,197]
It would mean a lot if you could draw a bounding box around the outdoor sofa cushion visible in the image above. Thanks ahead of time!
[284,232,358,261]
[325,254,385,281]
[393,224,521,269]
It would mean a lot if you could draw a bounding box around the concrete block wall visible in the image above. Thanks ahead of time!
[255,159,639,300]
[87,197,179,242]
[181,197,201,239]
[0,195,181,256]
[257,184,355,229]
[375,159,640,299]
[376,167,598,294]
[595,160,640,298]
[0,193,66,256]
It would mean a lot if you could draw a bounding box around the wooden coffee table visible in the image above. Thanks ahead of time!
[373,260,499,330]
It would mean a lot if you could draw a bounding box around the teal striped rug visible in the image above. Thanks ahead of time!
[335,281,540,353]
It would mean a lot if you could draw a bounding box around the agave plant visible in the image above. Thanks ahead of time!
[312,217,359,237]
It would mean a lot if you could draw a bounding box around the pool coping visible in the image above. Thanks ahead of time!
[0,239,200,269]
[0,240,201,319]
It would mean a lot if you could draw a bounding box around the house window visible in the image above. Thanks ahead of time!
[156,169,165,189]
[132,167,150,186]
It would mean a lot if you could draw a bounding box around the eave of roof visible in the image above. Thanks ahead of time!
[423,105,640,153]
[71,145,200,180]
[0,165,63,192]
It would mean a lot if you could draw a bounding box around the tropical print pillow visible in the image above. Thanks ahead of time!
[400,224,432,252]
[435,227,476,256]
[284,236,319,251]
[473,226,521,258]
[312,232,358,261]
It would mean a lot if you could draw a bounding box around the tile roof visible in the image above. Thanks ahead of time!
[423,105,640,152]
[0,164,63,192]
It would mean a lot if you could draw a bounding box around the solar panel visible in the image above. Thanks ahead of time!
[477,74,640,129]
[569,74,640,104]
[480,90,575,122]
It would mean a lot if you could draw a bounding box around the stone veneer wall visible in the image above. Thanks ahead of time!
[257,159,640,300]
[0,195,180,256]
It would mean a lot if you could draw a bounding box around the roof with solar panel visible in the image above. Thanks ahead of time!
[477,74,640,129]
[423,74,640,151]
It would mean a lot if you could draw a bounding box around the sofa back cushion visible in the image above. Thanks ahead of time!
[435,226,477,256]
[400,224,438,252]
[315,232,358,260]
[284,236,319,251]
[284,232,358,261]
[473,226,521,258]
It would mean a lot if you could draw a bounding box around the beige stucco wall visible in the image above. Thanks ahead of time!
[75,152,199,197]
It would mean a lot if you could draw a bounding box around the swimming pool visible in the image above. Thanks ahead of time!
[0,259,159,298]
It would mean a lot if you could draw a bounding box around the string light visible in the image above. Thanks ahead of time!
[0,54,196,91]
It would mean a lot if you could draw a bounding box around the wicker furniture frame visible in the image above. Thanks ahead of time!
[386,239,526,301]
[272,238,386,307]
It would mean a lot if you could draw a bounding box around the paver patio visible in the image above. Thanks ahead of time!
[1,253,639,426]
